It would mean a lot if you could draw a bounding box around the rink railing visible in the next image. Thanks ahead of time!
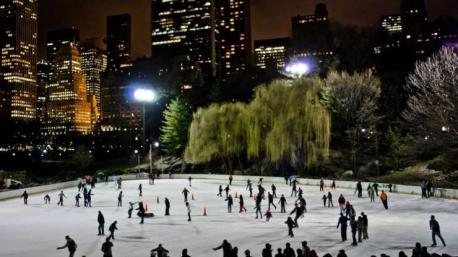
[1,173,457,200]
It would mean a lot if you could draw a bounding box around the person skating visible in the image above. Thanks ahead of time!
[430,215,446,247]
[20,190,28,205]
[337,213,348,241]
[239,194,247,213]
[136,202,146,224]
[327,192,333,207]
[380,190,388,210]
[86,189,93,207]
[83,187,88,207]
[108,221,118,240]
[320,178,324,191]
[58,191,66,206]
[255,194,263,219]
[213,239,232,257]
[350,218,358,246]
[322,194,327,207]
[128,202,136,218]
[265,209,272,222]
[356,216,364,243]
[421,181,427,199]
[78,181,83,192]
[117,177,122,190]
[361,212,368,240]
[248,183,253,197]
[279,194,287,213]
[165,197,170,216]
[275,248,285,257]
[224,185,231,198]
[271,184,277,198]
[262,243,273,257]
[258,184,266,199]
[98,210,105,235]
[246,179,252,190]
[181,248,191,257]
[268,192,277,210]
[296,195,306,212]
[283,243,295,257]
[148,172,154,185]
[368,186,375,202]
[338,194,346,210]
[332,180,336,189]
[258,177,264,185]
[285,217,297,237]
[301,241,310,257]
[151,244,169,257]
[188,176,192,187]
[297,187,303,198]
[291,179,297,197]
[75,193,81,207]
[44,194,51,204]
[186,202,191,221]
[57,235,77,257]
[426,180,433,198]
[117,191,123,207]
[373,182,379,196]
[290,203,305,227]
[225,194,233,213]
[101,237,114,257]
[229,174,233,185]
[217,185,223,197]
[138,184,142,197]
[356,181,363,198]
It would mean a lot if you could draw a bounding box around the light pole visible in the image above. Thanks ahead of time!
[285,61,310,78]
[133,88,156,162]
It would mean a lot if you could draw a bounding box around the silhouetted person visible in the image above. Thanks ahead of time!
[239,194,247,213]
[224,185,231,198]
[98,211,105,235]
[182,187,190,202]
[137,202,145,224]
[350,218,358,246]
[320,178,324,191]
[275,248,285,257]
[229,175,233,185]
[271,184,277,198]
[75,193,81,207]
[57,235,77,257]
[262,243,273,257]
[181,248,191,257]
[44,194,51,204]
[337,213,348,241]
[188,176,192,187]
[430,215,446,247]
[117,191,123,207]
[58,191,66,206]
[20,191,28,205]
[108,221,117,240]
[279,194,287,213]
[285,217,297,237]
[151,244,169,257]
[186,202,191,221]
[128,202,136,218]
[138,184,142,197]
[268,192,277,210]
[327,192,333,207]
[336,249,347,257]
[361,212,369,240]
[213,239,232,257]
[283,243,295,257]
[218,185,223,197]
[101,237,113,257]
[225,195,233,213]
[165,197,170,216]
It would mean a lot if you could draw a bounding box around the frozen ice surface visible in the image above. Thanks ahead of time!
[0,178,457,257]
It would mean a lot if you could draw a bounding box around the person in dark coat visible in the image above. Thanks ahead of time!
[138,184,142,197]
[136,202,145,224]
[218,185,223,197]
[283,243,295,257]
[165,198,170,216]
[248,183,253,197]
[244,249,252,257]
[322,194,327,207]
[128,202,136,218]
[430,215,446,247]
[151,244,169,257]
[229,175,233,185]
[117,191,123,207]
[337,213,348,241]
[186,202,191,221]
[262,243,273,257]
[224,185,230,198]
[188,176,192,187]
[336,249,347,257]
[361,212,369,240]
[275,248,285,257]
[268,192,277,210]
[301,241,310,257]
[279,194,287,213]
[412,242,422,257]
[291,179,297,197]
[58,191,66,206]
[44,194,51,204]
[75,193,81,207]
[108,221,118,240]
[255,194,263,219]
[285,217,297,237]
[20,190,28,205]
[182,187,190,202]
[373,182,379,196]
[213,239,232,257]
[356,181,363,198]
[327,192,333,207]
[271,184,277,198]
[239,194,247,213]
[57,235,77,257]
[350,218,358,246]
[101,237,113,257]
[98,211,105,235]
[232,247,239,257]
[332,180,336,189]
[181,248,191,257]
[320,178,324,191]
[225,195,233,213]
[290,203,305,226]
[356,216,364,243]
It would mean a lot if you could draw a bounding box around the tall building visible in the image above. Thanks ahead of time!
[291,3,333,61]
[36,60,50,130]
[254,38,290,71]
[381,15,403,36]
[151,0,219,80]
[47,28,80,65]
[45,44,95,139]
[106,14,131,72]
[400,0,427,36]
[219,0,251,78]
[81,43,107,115]
[0,0,38,120]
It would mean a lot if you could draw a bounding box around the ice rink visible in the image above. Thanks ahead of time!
[0,177,457,257]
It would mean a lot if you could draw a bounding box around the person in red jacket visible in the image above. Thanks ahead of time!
[380,190,388,210]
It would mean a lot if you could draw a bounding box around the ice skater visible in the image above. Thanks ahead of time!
[97,210,105,235]
[350,218,358,246]
[217,185,223,197]
[117,191,123,207]
[268,192,277,210]
[128,202,137,218]
[258,177,263,185]
[380,190,388,210]
[101,237,113,257]
[291,179,297,197]
[137,202,145,224]
[271,184,277,198]
[151,244,169,257]
[224,185,230,198]
[182,187,190,202]
[239,194,247,213]
[165,197,170,216]
[430,215,446,247]
[86,189,93,207]
[57,235,77,257]
[255,194,263,219]
[373,182,379,196]
[332,179,336,189]
[138,184,142,197]
[357,216,364,242]
[368,185,375,202]
[320,178,324,191]
[327,192,333,207]
[117,177,122,189]
[298,187,303,198]
[213,239,232,257]
[229,174,233,185]
[337,213,348,241]
[57,191,66,206]
[356,181,363,198]
[75,193,81,207]
[338,194,346,210]
[265,209,272,222]
[44,194,51,204]
[246,179,251,190]
[186,202,191,221]
[225,194,234,213]
[248,183,253,197]
[20,190,28,205]
[361,212,369,240]
[108,221,117,240]
[290,203,305,227]
[322,194,327,207]
[188,176,192,187]
[279,194,287,213]
[78,181,83,192]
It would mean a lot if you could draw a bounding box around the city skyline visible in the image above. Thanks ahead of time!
[38,0,458,59]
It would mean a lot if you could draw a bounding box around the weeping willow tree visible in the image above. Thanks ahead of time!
[185,77,331,173]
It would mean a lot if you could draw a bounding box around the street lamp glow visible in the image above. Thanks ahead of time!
[134,88,156,103]
[285,62,309,77]
[154,141,160,148]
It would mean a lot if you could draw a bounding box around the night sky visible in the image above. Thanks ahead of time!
[38,0,458,59]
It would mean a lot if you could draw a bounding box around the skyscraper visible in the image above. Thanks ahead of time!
[219,0,251,78]
[45,44,94,139]
[254,38,290,71]
[81,41,107,115]
[47,28,80,65]
[151,0,219,80]
[0,0,38,120]
[106,14,131,73]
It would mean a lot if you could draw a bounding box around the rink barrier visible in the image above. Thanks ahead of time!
[1,173,457,200]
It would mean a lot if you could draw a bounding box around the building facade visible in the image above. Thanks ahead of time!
[80,45,107,115]
[254,38,290,71]
[0,0,38,120]
[106,14,131,73]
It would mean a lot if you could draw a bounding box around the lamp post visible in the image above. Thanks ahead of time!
[285,61,310,78]
[133,88,156,159]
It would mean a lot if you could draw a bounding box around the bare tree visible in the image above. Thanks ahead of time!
[402,47,458,156]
